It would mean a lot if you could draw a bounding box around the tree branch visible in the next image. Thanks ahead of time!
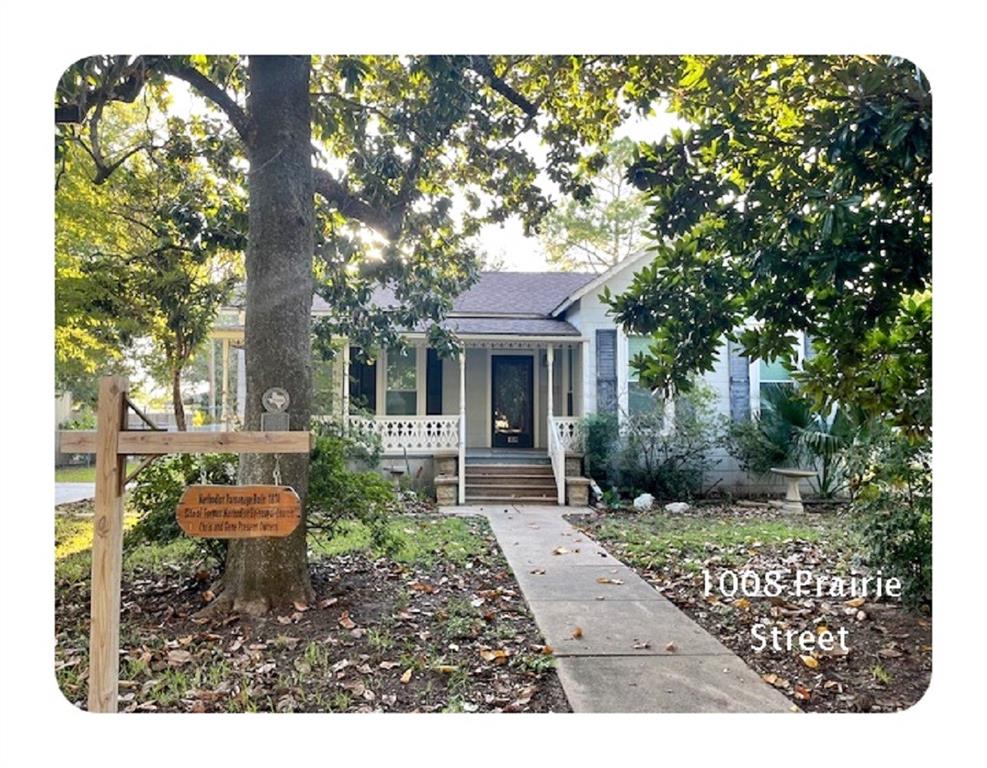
[469,56,538,117]
[144,56,250,142]
[313,168,399,239]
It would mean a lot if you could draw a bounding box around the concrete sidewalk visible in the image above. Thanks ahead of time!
[443,503,794,713]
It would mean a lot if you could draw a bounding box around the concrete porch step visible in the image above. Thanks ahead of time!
[468,483,557,496]
[466,469,555,482]
[465,495,559,504]
[465,476,558,487]
[466,464,554,475]
[465,456,551,466]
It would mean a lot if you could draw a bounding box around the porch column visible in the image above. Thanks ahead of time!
[236,346,246,423]
[458,351,466,504]
[221,338,230,430]
[341,342,350,424]
[208,339,216,424]
[546,345,554,423]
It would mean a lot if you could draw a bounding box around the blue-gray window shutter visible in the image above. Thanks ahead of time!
[596,329,618,414]
[727,340,750,421]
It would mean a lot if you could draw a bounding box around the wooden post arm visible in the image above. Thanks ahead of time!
[58,430,316,456]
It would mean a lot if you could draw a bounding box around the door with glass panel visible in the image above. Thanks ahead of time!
[491,355,533,448]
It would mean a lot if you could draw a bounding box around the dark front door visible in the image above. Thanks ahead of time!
[491,355,534,448]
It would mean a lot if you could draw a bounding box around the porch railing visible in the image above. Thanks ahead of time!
[547,416,566,505]
[346,415,461,454]
[550,416,584,454]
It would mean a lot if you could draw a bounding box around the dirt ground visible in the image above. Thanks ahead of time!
[55,511,569,713]
[569,504,931,713]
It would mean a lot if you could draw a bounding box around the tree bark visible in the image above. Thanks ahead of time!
[171,367,187,431]
[210,55,315,615]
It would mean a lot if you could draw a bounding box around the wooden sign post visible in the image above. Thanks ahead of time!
[57,376,314,713]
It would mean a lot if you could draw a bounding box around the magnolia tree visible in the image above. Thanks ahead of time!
[605,55,931,437]
[56,54,668,613]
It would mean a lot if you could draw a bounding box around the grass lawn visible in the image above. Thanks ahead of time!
[55,502,567,713]
[587,507,854,572]
[55,462,140,483]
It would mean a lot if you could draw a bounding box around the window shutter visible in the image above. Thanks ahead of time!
[349,347,377,413]
[727,339,750,421]
[596,329,618,414]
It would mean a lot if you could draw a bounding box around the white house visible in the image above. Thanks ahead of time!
[212,251,801,505]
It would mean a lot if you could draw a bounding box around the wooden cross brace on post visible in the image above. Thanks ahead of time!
[56,377,314,713]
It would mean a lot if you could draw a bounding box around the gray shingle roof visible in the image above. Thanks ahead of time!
[311,271,595,319]
[440,316,581,336]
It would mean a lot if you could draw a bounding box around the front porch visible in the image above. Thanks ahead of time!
[332,336,588,505]
[205,325,591,504]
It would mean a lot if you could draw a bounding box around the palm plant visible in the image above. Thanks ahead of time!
[759,383,857,498]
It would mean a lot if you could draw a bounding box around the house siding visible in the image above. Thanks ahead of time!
[563,259,786,496]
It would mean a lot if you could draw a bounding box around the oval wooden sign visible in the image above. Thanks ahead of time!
[175,485,301,539]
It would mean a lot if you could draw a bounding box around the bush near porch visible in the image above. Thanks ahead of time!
[125,423,399,560]
[582,385,723,500]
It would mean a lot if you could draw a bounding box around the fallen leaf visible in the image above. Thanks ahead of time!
[338,612,357,630]
[530,568,546,575]
[318,597,339,609]
[409,581,435,593]
[479,648,511,664]
[552,547,570,555]
[794,684,811,701]
[571,626,583,639]
[665,642,677,652]
[632,641,651,650]
[800,655,819,669]
[292,600,309,612]
[845,597,866,608]
[595,577,624,585]
[379,660,401,670]
[733,597,751,610]
[166,649,192,666]
[400,668,413,684]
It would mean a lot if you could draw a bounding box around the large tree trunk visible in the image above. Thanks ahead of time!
[211,55,315,615]
[171,367,187,431]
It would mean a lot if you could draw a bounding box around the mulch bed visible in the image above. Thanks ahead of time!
[568,505,931,713]
[55,516,569,713]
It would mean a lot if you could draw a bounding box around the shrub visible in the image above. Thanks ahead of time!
[724,417,787,476]
[582,412,620,488]
[306,422,398,553]
[126,452,237,561]
[616,385,723,500]
[845,423,931,606]
[725,383,858,498]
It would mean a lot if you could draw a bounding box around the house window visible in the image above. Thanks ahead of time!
[627,335,659,416]
[758,357,794,397]
[385,348,418,415]
[312,357,334,416]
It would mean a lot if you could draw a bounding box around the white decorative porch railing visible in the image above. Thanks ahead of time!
[547,416,567,505]
[550,416,584,454]
[347,415,461,454]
